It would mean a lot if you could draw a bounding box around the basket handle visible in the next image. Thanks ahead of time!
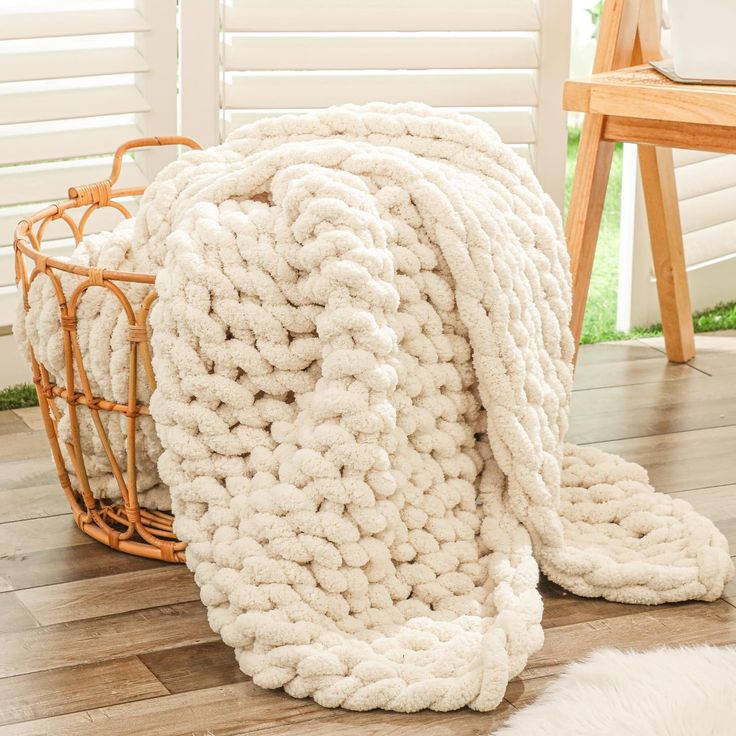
[68,136,203,205]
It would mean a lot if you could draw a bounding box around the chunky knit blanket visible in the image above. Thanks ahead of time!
[19,104,732,713]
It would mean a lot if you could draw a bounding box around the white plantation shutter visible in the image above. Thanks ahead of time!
[675,152,736,269]
[180,0,572,207]
[0,0,573,386]
[618,6,736,329]
[0,0,177,331]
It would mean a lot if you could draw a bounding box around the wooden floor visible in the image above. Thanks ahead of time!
[1,333,735,736]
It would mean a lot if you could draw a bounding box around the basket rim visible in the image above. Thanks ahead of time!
[13,135,201,286]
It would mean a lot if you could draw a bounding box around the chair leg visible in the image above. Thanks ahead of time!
[565,113,615,359]
[637,144,695,363]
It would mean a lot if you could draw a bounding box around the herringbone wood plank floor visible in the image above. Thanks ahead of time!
[1,333,735,735]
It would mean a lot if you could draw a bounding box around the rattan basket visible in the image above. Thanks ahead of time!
[13,136,202,563]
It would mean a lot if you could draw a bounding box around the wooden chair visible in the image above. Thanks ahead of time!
[564,0,736,362]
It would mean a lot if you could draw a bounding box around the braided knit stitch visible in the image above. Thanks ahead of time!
[19,103,733,712]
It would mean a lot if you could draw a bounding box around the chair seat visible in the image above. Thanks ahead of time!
[564,64,736,128]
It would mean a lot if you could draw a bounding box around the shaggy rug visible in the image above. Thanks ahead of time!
[18,103,733,712]
[496,646,736,735]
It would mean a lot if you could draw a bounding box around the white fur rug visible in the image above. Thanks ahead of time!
[496,646,736,735]
[17,103,734,712]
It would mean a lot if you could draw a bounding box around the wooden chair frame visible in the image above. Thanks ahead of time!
[13,136,201,563]
[566,0,694,363]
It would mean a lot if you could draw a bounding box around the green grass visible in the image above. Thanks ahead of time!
[0,383,38,411]
[567,128,736,343]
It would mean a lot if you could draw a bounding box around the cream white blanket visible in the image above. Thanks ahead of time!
[20,103,733,712]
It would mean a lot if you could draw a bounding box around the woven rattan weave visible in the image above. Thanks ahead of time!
[13,137,201,563]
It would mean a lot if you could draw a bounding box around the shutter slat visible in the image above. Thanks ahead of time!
[680,186,736,235]
[0,85,150,125]
[673,149,721,168]
[225,107,536,144]
[224,32,538,71]
[0,9,149,40]
[0,48,149,84]
[225,70,537,109]
[223,0,540,32]
[683,218,736,268]
[0,158,146,208]
[469,109,536,142]
[676,155,736,202]
[509,144,530,162]
[0,123,143,167]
